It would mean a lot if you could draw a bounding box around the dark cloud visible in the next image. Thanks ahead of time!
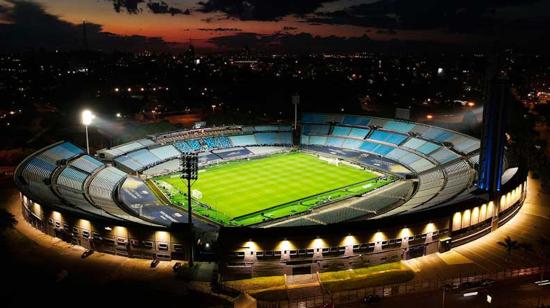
[107,0,188,15]
[283,26,298,31]
[0,1,174,51]
[110,0,144,14]
[197,27,242,32]
[207,24,550,52]
[308,0,546,32]
[208,32,374,52]
[147,1,190,15]
[197,0,336,21]
[376,28,396,35]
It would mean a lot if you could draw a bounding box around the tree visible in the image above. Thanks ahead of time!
[519,242,534,252]
[534,237,550,280]
[0,209,17,236]
[498,236,520,257]
[0,209,17,260]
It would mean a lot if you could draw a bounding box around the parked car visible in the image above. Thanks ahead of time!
[363,294,381,304]
[173,262,182,272]
[453,279,495,292]
[151,257,160,268]
[81,249,94,259]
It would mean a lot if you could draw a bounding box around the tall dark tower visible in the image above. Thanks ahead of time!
[478,55,509,197]
[185,38,196,62]
[82,20,89,50]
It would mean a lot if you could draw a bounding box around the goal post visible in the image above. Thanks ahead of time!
[192,189,203,200]
[318,155,339,166]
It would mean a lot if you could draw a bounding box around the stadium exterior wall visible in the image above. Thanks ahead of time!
[19,193,190,260]
[17,164,527,274]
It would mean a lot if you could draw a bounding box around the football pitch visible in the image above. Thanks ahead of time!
[152,152,395,226]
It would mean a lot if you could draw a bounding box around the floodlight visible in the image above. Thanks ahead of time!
[82,110,94,126]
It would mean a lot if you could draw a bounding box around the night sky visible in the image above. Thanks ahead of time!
[1,0,550,52]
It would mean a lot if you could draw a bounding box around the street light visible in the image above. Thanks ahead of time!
[81,110,94,154]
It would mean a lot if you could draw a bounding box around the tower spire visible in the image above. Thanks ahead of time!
[82,20,89,50]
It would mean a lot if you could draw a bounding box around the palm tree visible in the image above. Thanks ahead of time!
[535,237,550,280]
[518,242,534,263]
[498,236,520,257]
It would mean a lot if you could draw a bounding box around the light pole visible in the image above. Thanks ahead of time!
[81,110,94,154]
[442,284,451,308]
[181,153,198,267]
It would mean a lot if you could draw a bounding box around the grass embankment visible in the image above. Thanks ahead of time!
[223,262,414,300]
[224,275,286,294]
[320,262,415,293]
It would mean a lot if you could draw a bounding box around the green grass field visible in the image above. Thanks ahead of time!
[153,152,395,226]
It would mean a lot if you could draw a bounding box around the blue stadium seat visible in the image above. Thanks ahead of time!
[114,155,142,171]
[369,131,407,145]
[430,148,460,164]
[422,128,454,142]
[88,167,127,211]
[42,142,84,163]
[218,136,233,148]
[416,142,440,154]
[255,133,279,145]
[186,139,202,151]
[302,113,329,124]
[127,149,161,168]
[382,121,416,133]
[70,155,103,173]
[254,125,280,131]
[300,135,310,145]
[342,138,362,150]
[359,141,378,153]
[342,115,371,126]
[203,137,217,149]
[302,124,330,135]
[309,136,327,146]
[278,132,293,145]
[57,167,87,190]
[229,135,257,146]
[372,144,394,156]
[331,126,352,137]
[349,128,370,139]
[326,137,344,148]
[150,145,181,161]
[174,141,193,153]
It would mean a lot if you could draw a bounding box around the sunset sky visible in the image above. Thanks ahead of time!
[1,0,550,52]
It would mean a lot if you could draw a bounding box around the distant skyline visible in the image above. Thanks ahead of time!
[1,0,550,52]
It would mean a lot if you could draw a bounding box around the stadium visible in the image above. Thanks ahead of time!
[14,113,527,277]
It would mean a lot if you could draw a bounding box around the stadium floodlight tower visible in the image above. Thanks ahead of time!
[81,110,94,154]
[180,153,199,266]
[292,94,300,130]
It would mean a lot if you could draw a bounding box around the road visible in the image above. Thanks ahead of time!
[0,185,228,307]
[403,174,550,281]
[349,276,550,308]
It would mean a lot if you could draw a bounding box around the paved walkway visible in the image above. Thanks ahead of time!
[286,273,324,300]
[0,187,228,307]
[404,174,550,281]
